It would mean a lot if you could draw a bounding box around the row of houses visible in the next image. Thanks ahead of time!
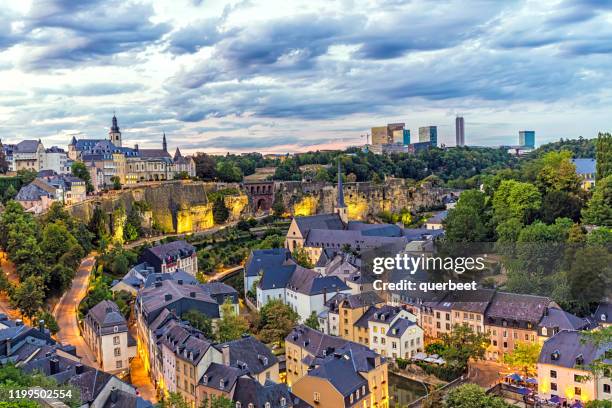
[2,139,71,174]
[0,313,151,408]
[15,170,87,213]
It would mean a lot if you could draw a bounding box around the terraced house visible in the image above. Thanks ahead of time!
[286,325,389,408]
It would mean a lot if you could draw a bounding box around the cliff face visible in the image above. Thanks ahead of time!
[277,179,445,220]
[66,179,445,234]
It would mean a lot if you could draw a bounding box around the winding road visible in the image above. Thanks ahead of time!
[53,253,99,369]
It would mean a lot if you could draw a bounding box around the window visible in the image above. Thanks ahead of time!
[550,370,557,379]
[114,347,121,357]
[280,397,286,406]
[265,403,270,408]
[503,342,508,349]
[574,374,584,382]
[113,336,120,345]
[604,384,610,394]
[236,403,242,408]
[492,340,498,346]
[113,326,118,333]
[116,361,122,369]
[314,392,320,402]
[551,383,557,391]
[575,387,581,396]
[350,394,354,404]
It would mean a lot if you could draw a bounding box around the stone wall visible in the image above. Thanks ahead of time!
[66,179,446,234]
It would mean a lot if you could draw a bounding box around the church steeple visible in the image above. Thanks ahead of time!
[334,159,348,223]
[109,114,122,147]
[162,132,167,152]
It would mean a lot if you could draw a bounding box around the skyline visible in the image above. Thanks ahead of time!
[1,0,611,154]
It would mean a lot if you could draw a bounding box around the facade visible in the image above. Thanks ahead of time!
[418,126,438,147]
[537,330,611,404]
[83,300,136,376]
[371,123,407,146]
[571,158,597,190]
[69,115,196,188]
[424,210,447,230]
[455,116,465,146]
[519,130,536,148]
[42,146,70,173]
[286,325,389,408]
[139,240,198,275]
[366,305,422,359]
[15,173,87,213]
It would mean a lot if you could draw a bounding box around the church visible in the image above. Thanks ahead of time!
[68,115,195,189]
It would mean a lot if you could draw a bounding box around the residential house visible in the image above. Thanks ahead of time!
[286,325,389,408]
[83,300,136,376]
[571,158,597,190]
[537,307,590,342]
[424,210,447,230]
[537,330,611,404]
[218,335,279,385]
[139,240,198,276]
[366,305,422,359]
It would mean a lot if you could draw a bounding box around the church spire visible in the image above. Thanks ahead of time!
[162,132,167,152]
[334,159,348,223]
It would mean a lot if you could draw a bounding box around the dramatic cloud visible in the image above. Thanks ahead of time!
[0,0,611,153]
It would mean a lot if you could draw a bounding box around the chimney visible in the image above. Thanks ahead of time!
[165,294,172,301]
[50,358,60,375]
[110,388,119,403]
[75,363,84,375]
[39,319,45,333]
[221,344,230,366]
[544,307,549,316]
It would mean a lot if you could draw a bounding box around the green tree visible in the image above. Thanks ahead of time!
[182,310,214,339]
[272,191,286,217]
[110,176,122,190]
[568,247,612,315]
[540,190,583,223]
[217,299,248,342]
[161,392,191,408]
[444,384,512,408]
[582,175,612,226]
[313,167,330,182]
[596,132,612,180]
[492,180,542,224]
[503,341,541,378]
[585,401,612,408]
[0,140,8,174]
[291,247,313,269]
[200,393,234,408]
[212,196,230,225]
[304,311,319,330]
[256,299,299,344]
[10,275,45,322]
[216,161,243,182]
[71,161,94,193]
[536,150,581,193]
[36,310,60,335]
[580,327,611,377]
[443,206,487,242]
[439,325,490,370]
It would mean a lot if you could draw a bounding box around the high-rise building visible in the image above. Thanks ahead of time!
[419,126,438,147]
[371,123,407,146]
[371,126,389,145]
[455,117,465,146]
[519,130,535,148]
[403,129,411,145]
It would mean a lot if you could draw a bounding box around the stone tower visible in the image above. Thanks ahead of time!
[334,160,348,223]
[109,114,122,147]
[162,132,167,152]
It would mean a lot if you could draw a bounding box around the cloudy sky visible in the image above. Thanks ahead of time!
[0,0,611,154]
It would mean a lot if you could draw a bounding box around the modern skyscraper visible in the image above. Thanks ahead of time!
[371,123,407,146]
[419,126,438,147]
[455,116,465,146]
[519,131,535,148]
[403,129,411,145]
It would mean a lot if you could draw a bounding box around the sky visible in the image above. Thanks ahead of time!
[0,0,611,154]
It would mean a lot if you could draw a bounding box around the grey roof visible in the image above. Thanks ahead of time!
[333,291,384,310]
[347,222,402,237]
[286,266,349,296]
[304,228,408,248]
[539,307,589,331]
[200,363,245,391]
[200,281,238,296]
[294,214,345,236]
[87,300,127,334]
[485,292,552,324]
[103,389,154,408]
[258,263,296,290]
[286,325,349,358]
[245,248,292,278]
[426,210,448,224]
[594,302,611,324]
[219,336,278,375]
[443,289,496,314]
[143,270,198,288]
[138,149,171,159]
[386,319,418,338]
[15,183,53,201]
[571,158,596,175]
[15,140,41,153]
[233,377,295,408]
[400,228,445,240]
[538,330,610,369]
[141,240,196,263]
[307,352,368,399]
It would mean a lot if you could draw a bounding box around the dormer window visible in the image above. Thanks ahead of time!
[236,403,241,408]
[280,397,286,407]
[576,354,584,366]
[203,375,208,385]
[265,403,270,408]
[551,350,560,361]
[220,379,225,389]
[602,313,608,321]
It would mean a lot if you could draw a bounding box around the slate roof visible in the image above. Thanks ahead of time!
[307,353,368,399]
[539,307,589,331]
[233,377,294,408]
[485,292,552,324]
[200,363,245,391]
[294,214,345,236]
[143,270,198,288]
[286,266,349,296]
[200,281,238,296]
[245,248,292,278]
[444,289,496,314]
[286,325,349,358]
[15,140,41,153]
[103,389,154,408]
[304,228,408,248]
[594,302,611,325]
[354,306,380,329]
[15,183,53,201]
[219,336,278,375]
[571,158,596,175]
[426,210,448,224]
[538,330,610,369]
[400,228,445,240]
[347,222,402,237]
[258,263,296,290]
[71,138,107,152]
[87,300,127,335]
[386,319,418,338]
[138,149,171,159]
[141,240,196,265]
[336,292,384,309]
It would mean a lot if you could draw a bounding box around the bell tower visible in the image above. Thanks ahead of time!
[109,114,122,147]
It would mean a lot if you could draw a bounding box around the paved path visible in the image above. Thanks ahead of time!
[128,324,158,403]
[53,254,99,369]
[467,359,506,389]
